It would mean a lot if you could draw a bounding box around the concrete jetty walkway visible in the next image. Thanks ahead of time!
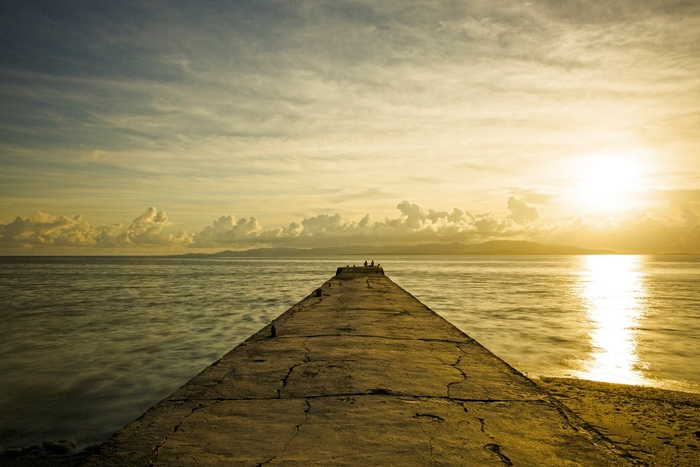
[85,267,634,466]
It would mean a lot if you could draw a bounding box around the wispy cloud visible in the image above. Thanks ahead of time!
[1,1,699,232]
[509,188,557,205]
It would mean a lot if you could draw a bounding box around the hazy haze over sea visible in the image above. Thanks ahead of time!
[1,255,699,455]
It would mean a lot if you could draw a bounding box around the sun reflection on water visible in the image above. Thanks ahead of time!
[575,255,649,385]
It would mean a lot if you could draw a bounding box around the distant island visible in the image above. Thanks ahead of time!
[177,240,614,258]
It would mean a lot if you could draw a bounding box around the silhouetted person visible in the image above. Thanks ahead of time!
[364,260,368,267]
[371,260,374,266]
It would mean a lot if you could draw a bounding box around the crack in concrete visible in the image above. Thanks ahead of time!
[414,413,445,422]
[171,369,236,401]
[549,399,580,432]
[169,394,540,404]
[148,401,217,466]
[356,310,417,330]
[446,348,468,399]
[484,443,513,466]
[474,417,513,466]
[254,333,472,344]
[258,399,311,466]
[480,384,493,401]
[428,437,437,466]
[277,342,311,398]
[414,413,439,466]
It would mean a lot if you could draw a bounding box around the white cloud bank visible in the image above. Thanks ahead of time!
[0,207,192,249]
[2,197,698,254]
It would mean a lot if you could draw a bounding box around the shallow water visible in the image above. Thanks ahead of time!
[1,255,699,453]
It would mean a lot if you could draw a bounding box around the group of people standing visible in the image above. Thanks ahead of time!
[346,260,381,269]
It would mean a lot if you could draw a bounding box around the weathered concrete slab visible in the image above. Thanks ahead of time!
[85,267,635,466]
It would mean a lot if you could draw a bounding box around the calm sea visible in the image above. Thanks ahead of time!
[1,255,699,454]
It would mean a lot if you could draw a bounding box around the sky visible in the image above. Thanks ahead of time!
[1,0,699,254]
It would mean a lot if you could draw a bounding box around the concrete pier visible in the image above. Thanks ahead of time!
[85,267,634,466]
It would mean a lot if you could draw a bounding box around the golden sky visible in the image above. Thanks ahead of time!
[1,1,699,253]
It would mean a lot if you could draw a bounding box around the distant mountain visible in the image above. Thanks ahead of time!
[178,241,613,258]
[459,240,613,255]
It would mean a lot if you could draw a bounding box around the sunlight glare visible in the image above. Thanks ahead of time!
[575,255,649,386]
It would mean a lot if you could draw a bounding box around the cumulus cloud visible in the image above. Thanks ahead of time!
[397,201,426,221]
[191,215,262,247]
[3,197,699,253]
[0,207,191,249]
[0,213,121,248]
[506,197,539,224]
[668,192,700,227]
[116,207,173,245]
[188,200,527,248]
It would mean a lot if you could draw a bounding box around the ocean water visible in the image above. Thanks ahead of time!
[1,255,699,455]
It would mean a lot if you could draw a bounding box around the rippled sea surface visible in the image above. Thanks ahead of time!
[1,255,699,453]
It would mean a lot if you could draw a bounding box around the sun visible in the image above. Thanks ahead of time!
[573,154,643,213]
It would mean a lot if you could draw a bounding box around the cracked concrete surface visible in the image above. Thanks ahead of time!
[537,377,700,466]
[84,267,634,466]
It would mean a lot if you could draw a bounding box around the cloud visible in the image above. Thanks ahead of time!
[115,207,192,246]
[1,0,698,227]
[329,188,392,204]
[89,149,106,159]
[191,215,262,247]
[397,201,426,222]
[666,190,700,227]
[0,212,121,248]
[187,200,526,248]
[529,208,700,253]
[2,197,700,253]
[0,207,190,248]
[510,188,557,205]
[674,198,699,227]
[506,197,539,224]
